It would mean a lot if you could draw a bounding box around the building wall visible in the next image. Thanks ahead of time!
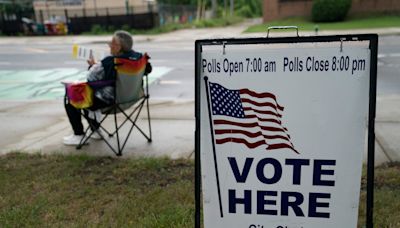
[33,0,155,22]
[350,0,400,14]
[263,0,400,22]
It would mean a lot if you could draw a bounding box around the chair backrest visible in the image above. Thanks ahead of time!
[114,55,148,110]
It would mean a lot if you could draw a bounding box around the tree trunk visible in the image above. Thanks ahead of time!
[224,0,227,17]
[230,0,234,16]
[211,0,218,18]
[197,0,202,20]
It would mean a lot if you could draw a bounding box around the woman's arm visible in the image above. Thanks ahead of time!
[87,63,105,82]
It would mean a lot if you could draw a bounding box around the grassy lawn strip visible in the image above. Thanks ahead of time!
[0,153,194,227]
[358,162,400,228]
[0,153,399,227]
[85,16,243,35]
[245,15,400,33]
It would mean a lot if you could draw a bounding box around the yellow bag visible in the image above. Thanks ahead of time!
[66,82,93,109]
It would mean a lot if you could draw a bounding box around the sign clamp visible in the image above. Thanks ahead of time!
[267,26,299,38]
[222,41,227,55]
[340,37,346,52]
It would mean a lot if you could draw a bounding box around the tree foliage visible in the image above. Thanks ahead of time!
[157,0,263,18]
[157,0,198,5]
[235,0,262,17]
[0,2,33,16]
[311,0,352,22]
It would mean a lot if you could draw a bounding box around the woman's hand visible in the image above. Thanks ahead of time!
[87,55,96,66]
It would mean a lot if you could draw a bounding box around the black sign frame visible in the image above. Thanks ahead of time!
[195,34,378,228]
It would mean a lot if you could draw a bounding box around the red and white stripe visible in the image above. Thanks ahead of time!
[213,89,298,154]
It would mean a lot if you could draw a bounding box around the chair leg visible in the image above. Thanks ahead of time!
[116,97,152,144]
[111,98,153,154]
[96,113,113,137]
[76,124,91,150]
[145,74,152,142]
[114,107,122,156]
[75,110,109,150]
[108,98,144,136]
[75,95,153,156]
[146,96,152,143]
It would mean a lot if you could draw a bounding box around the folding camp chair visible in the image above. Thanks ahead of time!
[76,55,152,156]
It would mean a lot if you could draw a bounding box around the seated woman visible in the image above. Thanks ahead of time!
[63,30,151,145]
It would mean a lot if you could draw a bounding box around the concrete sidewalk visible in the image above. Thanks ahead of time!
[1,95,400,166]
[375,95,400,164]
[0,99,195,159]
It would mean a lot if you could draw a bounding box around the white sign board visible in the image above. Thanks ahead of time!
[72,44,107,61]
[198,40,372,228]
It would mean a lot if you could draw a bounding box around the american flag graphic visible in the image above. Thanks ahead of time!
[209,82,299,154]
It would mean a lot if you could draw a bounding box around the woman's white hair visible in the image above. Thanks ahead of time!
[114,30,133,52]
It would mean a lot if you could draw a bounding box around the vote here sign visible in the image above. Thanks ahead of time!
[197,40,373,228]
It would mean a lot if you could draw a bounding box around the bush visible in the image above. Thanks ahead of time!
[90,24,106,34]
[311,0,352,22]
[234,0,262,18]
[193,16,243,28]
[121,24,131,31]
[236,5,253,18]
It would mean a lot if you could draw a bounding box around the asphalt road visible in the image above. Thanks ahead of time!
[376,35,400,96]
[0,35,399,100]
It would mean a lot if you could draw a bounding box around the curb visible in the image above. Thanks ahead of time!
[2,26,398,45]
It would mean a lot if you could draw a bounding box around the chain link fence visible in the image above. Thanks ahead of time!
[157,4,197,25]
[0,3,198,35]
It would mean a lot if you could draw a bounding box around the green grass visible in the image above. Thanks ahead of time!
[82,23,193,36]
[83,16,244,35]
[192,16,244,28]
[358,162,400,228]
[0,153,194,227]
[0,153,399,227]
[245,15,400,33]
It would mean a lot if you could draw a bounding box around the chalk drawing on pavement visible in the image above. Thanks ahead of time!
[0,67,172,100]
